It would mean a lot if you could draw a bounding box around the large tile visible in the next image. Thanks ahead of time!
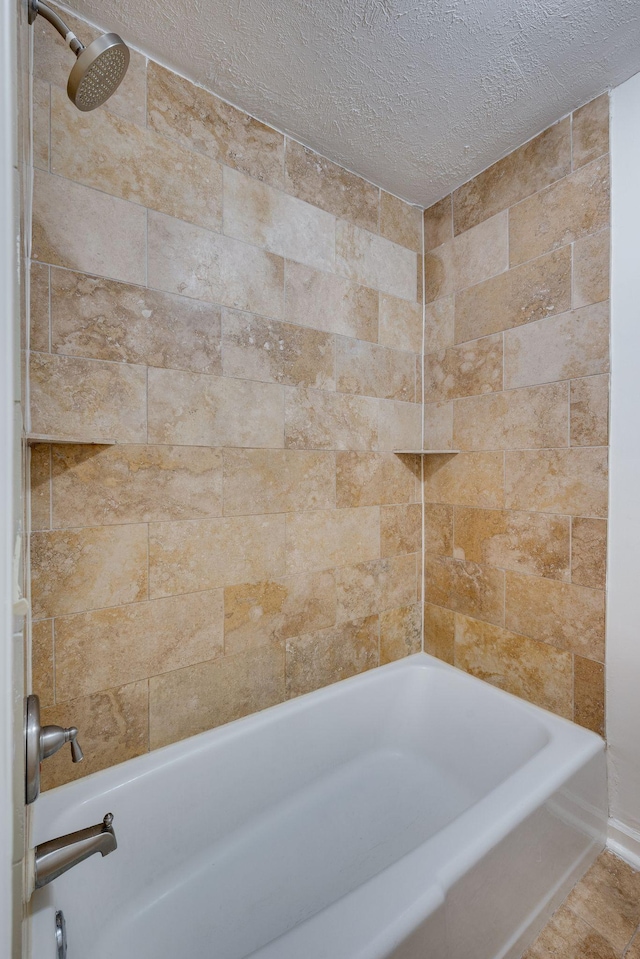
[380,503,422,557]
[454,246,572,343]
[573,94,609,170]
[31,524,148,619]
[452,211,509,291]
[32,170,146,284]
[223,449,335,515]
[509,157,610,266]
[424,295,455,355]
[425,555,505,626]
[284,386,378,451]
[149,644,286,748]
[30,443,51,531]
[147,368,284,448]
[30,352,147,443]
[335,555,418,623]
[30,262,50,353]
[222,308,334,390]
[337,338,415,402]
[223,570,337,655]
[572,517,607,589]
[380,604,422,664]
[423,604,455,664]
[423,401,454,451]
[377,399,422,451]
[424,503,454,557]
[424,239,454,303]
[284,139,379,232]
[149,514,286,597]
[454,613,572,718]
[147,62,284,188]
[454,508,570,581]
[284,261,378,342]
[285,615,379,698]
[336,221,417,300]
[504,302,610,389]
[453,382,569,450]
[379,192,422,252]
[571,374,609,447]
[223,167,335,272]
[453,119,571,234]
[147,211,284,319]
[379,294,422,354]
[50,88,223,232]
[424,195,452,251]
[51,444,223,526]
[573,230,610,308]
[336,452,419,508]
[424,333,503,402]
[505,447,608,517]
[40,681,149,789]
[32,78,49,172]
[54,591,224,701]
[505,570,605,660]
[32,620,54,708]
[50,268,222,374]
[574,656,605,736]
[523,902,618,959]
[423,451,505,509]
[285,506,380,574]
[565,850,640,953]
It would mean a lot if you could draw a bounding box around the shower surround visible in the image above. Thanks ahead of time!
[27,4,610,789]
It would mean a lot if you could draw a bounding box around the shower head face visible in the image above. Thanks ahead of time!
[67,33,130,112]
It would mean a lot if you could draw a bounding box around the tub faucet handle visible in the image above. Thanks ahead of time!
[68,727,84,763]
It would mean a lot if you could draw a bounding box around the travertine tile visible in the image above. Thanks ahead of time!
[285,615,379,698]
[379,294,422,353]
[504,302,610,389]
[285,506,380,574]
[223,167,335,272]
[149,514,286,597]
[523,903,618,959]
[223,449,335,515]
[50,269,222,374]
[571,374,609,447]
[573,230,610,308]
[452,211,509,291]
[380,503,422,557]
[453,382,569,450]
[453,119,571,235]
[147,211,284,319]
[424,295,455,355]
[424,604,455,664]
[284,139,379,233]
[31,524,148,619]
[424,195,452,251]
[336,221,417,300]
[505,570,605,660]
[30,444,51,531]
[335,555,418,623]
[336,452,419,508]
[423,401,454,451]
[379,192,422,252]
[147,61,284,188]
[454,613,572,718]
[337,337,415,401]
[423,451,505,509]
[55,591,224,701]
[565,850,640,953]
[574,656,605,736]
[223,571,337,655]
[51,88,223,232]
[380,604,422,664]
[425,555,505,626]
[424,333,503,402]
[51,444,223,526]
[30,352,147,443]
[424,504,454,557]
[453,508,571,581]
[222,308,334,390]
[284,261,378,342]
[377,399,422,451]
[30,262,50,353]
[424,240,454,303]
[572,517,607,589]
[284,386,378,451]
[454,246,572,344]
[33,78,49,172]
[32,620,54,707]
[41,681,149,789]
[505,448,608,517]
[32,170,146,285]
[147,368,284,449]
[573,94,609,170]
[149,644,285,748]
[509,157,610,266]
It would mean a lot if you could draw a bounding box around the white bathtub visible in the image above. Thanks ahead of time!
[30,653,606,959]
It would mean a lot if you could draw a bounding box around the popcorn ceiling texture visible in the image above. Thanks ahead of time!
[58,0,640,206]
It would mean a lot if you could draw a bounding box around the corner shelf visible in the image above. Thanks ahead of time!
[26,434,116,445]
[393,449,460,454]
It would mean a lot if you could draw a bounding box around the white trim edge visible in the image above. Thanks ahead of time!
[607,818,640,871]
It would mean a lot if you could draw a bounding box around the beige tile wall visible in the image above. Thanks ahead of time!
[423,95,610,735]
[28,8,424,787]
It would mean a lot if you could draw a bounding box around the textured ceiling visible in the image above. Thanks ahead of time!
[65,0,640,206]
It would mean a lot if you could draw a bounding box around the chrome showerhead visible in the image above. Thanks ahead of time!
[29,0,130,112]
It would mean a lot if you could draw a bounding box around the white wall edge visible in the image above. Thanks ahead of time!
[607,818,640,871]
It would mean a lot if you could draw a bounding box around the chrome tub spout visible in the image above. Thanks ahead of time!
[34,813,117,889]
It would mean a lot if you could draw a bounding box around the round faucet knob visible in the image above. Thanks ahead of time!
[103,813,114,828]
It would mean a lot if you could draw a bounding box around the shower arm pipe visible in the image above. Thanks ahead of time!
[29,0,85,55]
